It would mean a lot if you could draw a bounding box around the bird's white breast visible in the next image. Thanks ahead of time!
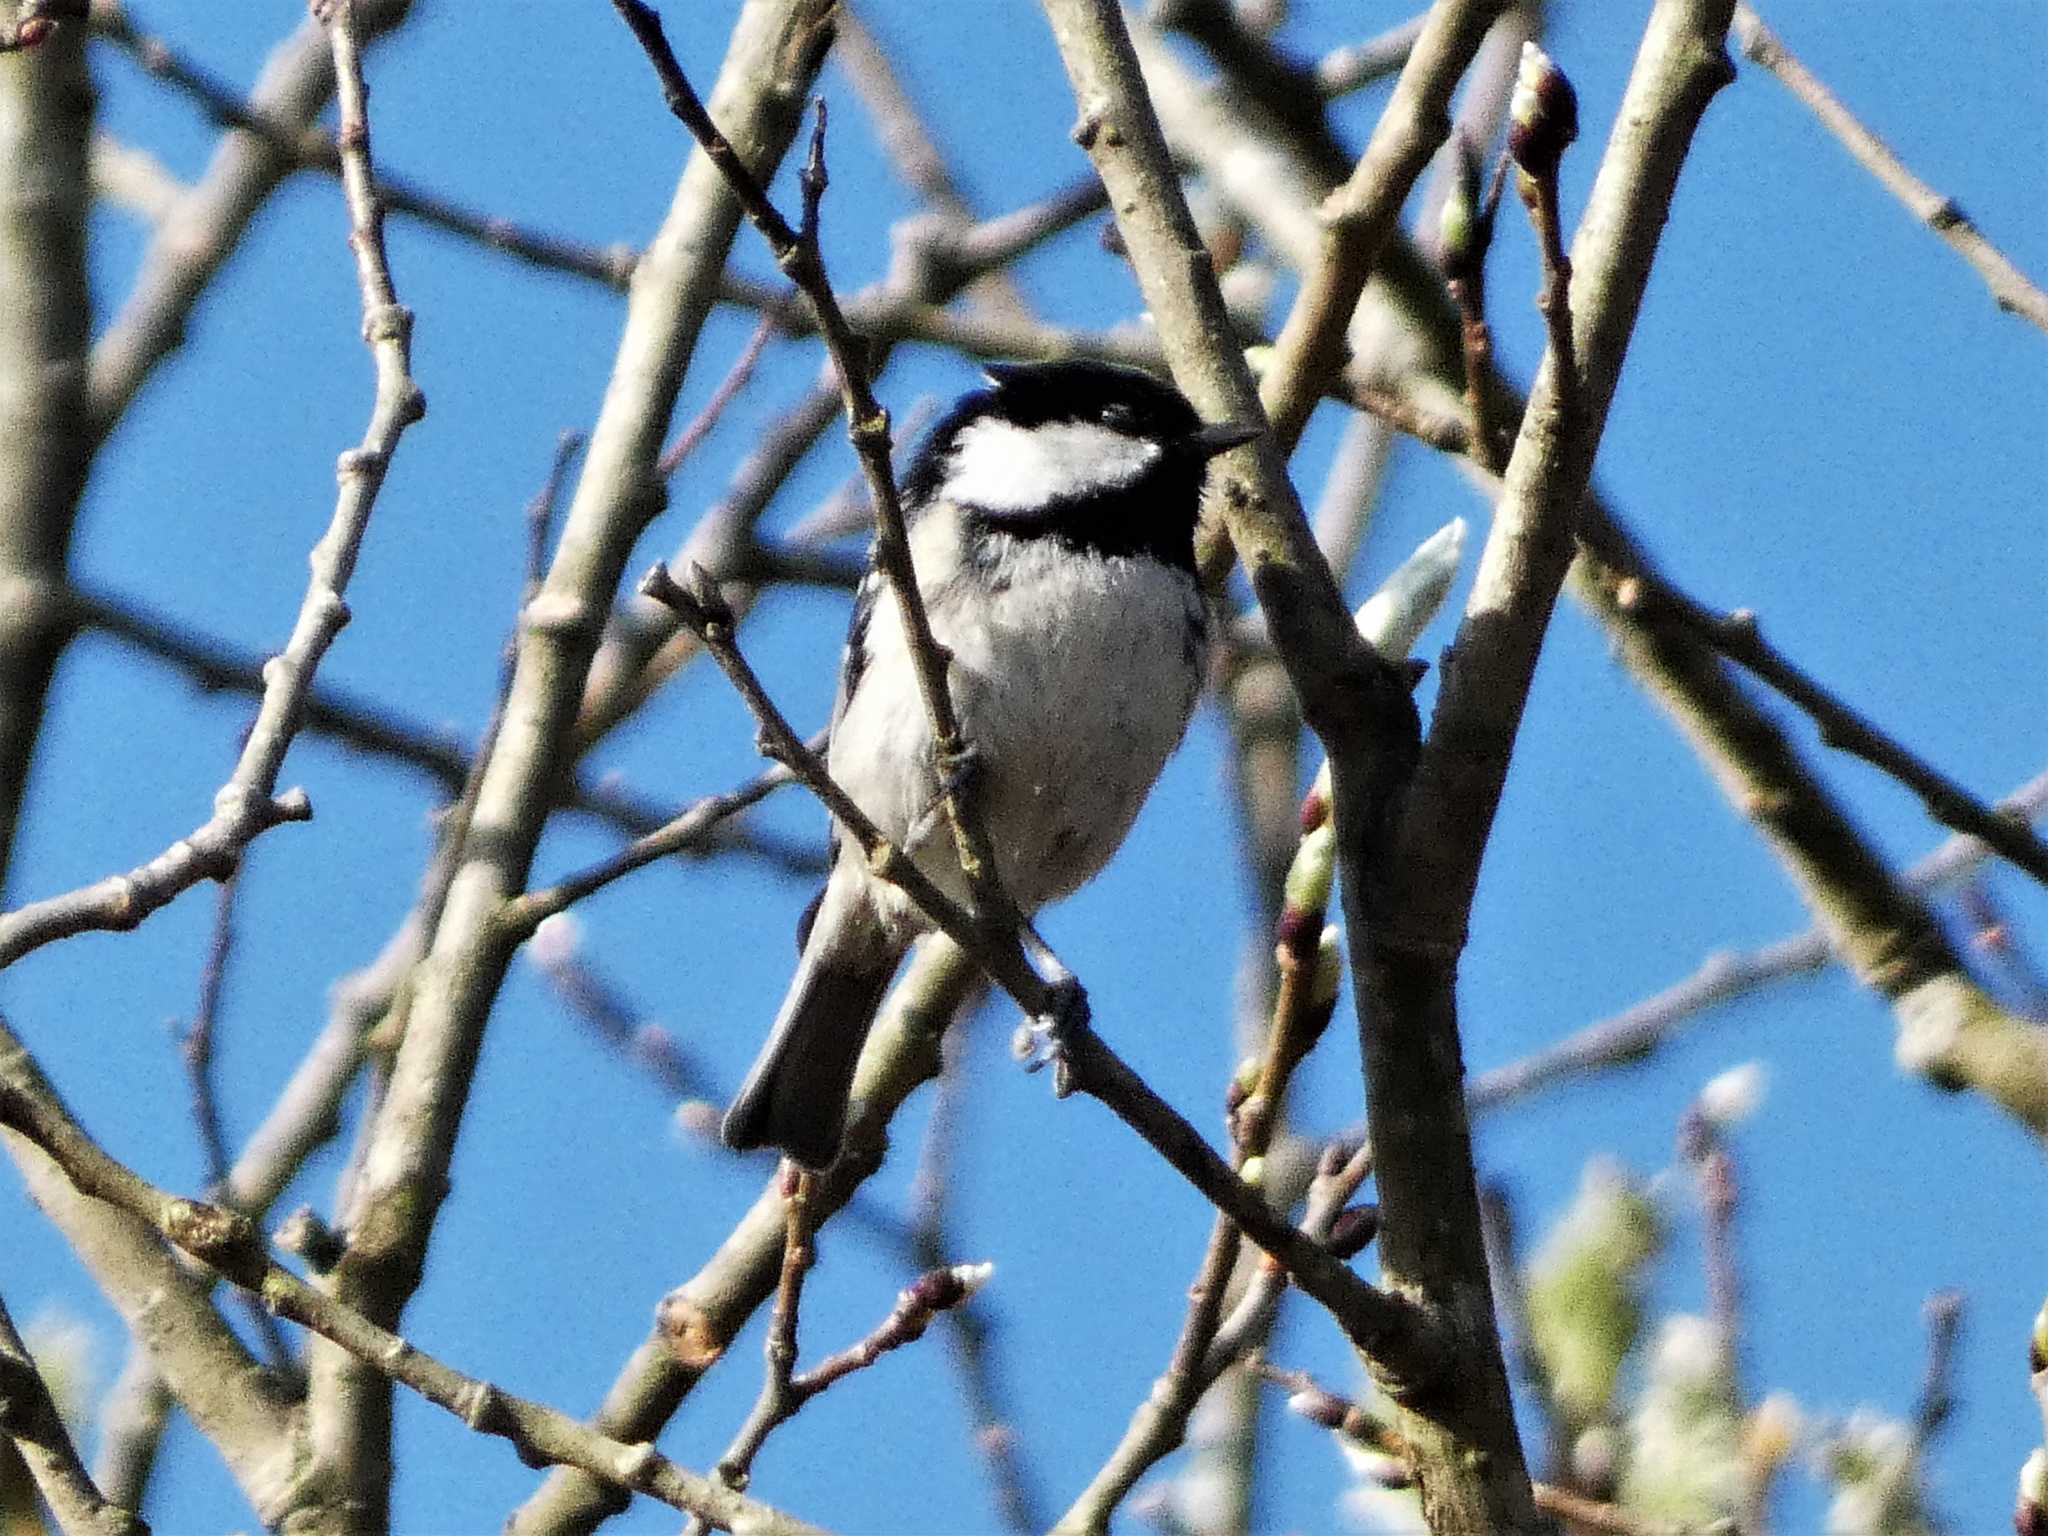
[828,508,1204,923]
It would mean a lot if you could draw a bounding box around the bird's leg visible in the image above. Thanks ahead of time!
[905,737,984,858]
[935,735,984,806]
[1010,921,1090,1098]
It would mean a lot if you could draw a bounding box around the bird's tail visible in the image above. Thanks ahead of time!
[722,886,901,1169]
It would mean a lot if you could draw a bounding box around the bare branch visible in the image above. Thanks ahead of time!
[1254,0,1505,454]
[70,585,811,869]
[1614,581,2048,886]
[906,1032,1044,1533]
[1315,14,1429,99]
[89,3,632,306]
[88,0,419,431]
[640,560,1432,1367]
[1909,1288,1964,1453]
[508,938,983,1533]
[1471,771,2048,1109]
[688,1171,818,1520]
[314,7,838,1524]
[1354,5,1737,1528]
[0,1018,301,1523]
[0,17,92,888]
[180,876,238,1194]
[1061,1140,1373,1532]
[1732,2,2048,334]
[611,6,1017,930]
[0,1291,147,1535]
[0,0,425,971]
[499,762,794,941]
[0,1037,825,1536]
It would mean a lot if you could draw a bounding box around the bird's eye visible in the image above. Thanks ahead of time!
[1099,404,1137,432]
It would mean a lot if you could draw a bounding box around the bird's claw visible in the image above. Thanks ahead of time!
[1010,977,1090,1098]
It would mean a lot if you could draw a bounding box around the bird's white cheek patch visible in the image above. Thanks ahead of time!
[939,418,1162,510]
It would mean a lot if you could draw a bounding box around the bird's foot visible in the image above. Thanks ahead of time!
[1011,975,1090,1099]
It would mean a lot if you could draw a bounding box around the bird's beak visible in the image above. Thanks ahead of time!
[1187,420,1261,460]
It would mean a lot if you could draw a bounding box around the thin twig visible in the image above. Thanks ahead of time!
[1315,14,1429,98]
[525,919,722,1108]
[175,869,301,1377]
[1908,1288,1964,1452]
[0,0,425,971]
[908,1028,1044,1533]
[1478,1184,1568,1484]
[1960,881,2048,1020]
[1248,1355,1403,1457]
[685,1169,819,1522]
[87,0,421,434]
[1252,0,1506,458]
[693,1252,995,1536]
[1057,778,1347,1532]
[1678,1109,1744,1395]
[180,874,238,1193]
[499,762,795,940]
[1613,581,2048,887]
[1467,769,2048,1110]
[508,938,985,1535]
[310,4,842,1528]
[658,313,783,477]
[1060,1139,1374,1532]
[69,585,808,868]
[92,5,639,294]
[1731,2,2048,334]
[1530,1483,1716,1536]
[520,920,924,1262]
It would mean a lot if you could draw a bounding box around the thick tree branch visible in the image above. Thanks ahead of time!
[0,1290,147,1536]
[0,1030,824,1536]
[1346,6,1738,1532]
[0,22,92,890]
[1035,2,1549,1530]
[0,1017,302,1524]
[1142,0,2044,1142]
[1614,581,2048,886]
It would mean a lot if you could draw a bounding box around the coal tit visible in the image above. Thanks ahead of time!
[723,359,1257,1168]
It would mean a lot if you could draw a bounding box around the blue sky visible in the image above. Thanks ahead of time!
[4,2,2045,1531]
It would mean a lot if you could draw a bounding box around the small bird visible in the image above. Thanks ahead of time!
[722,359,1257,1168]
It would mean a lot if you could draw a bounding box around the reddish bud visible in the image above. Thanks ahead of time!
[1508,42,1578,181]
